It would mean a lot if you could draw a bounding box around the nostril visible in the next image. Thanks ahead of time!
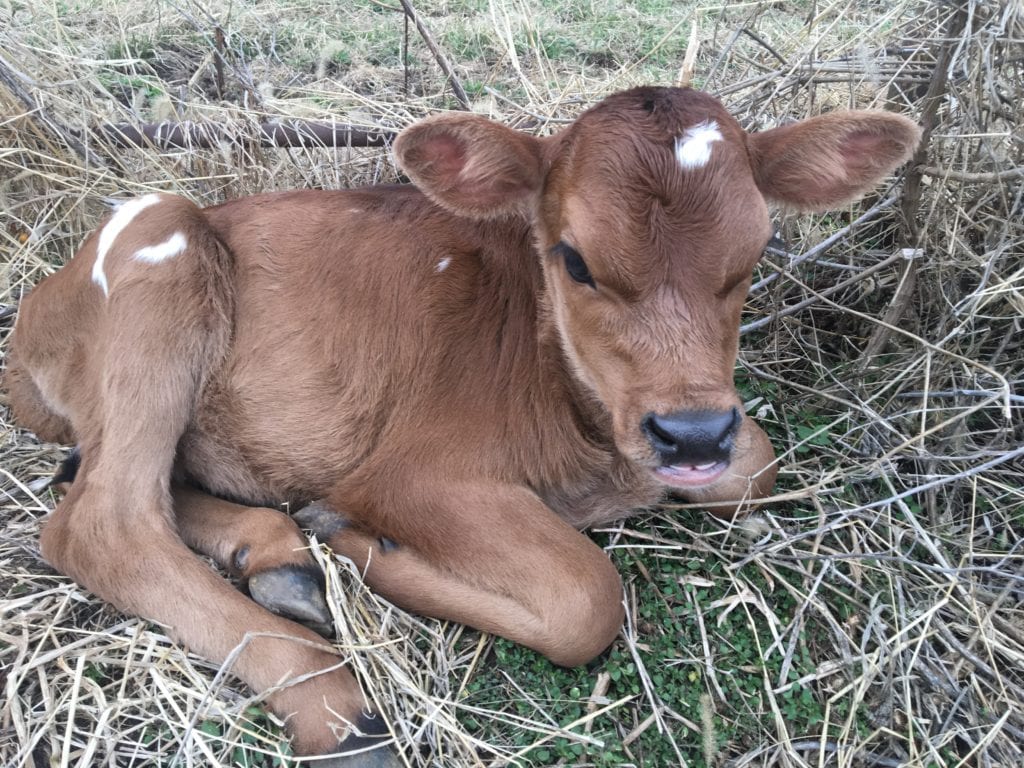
[641,413,678,452]
[722,406,741,444]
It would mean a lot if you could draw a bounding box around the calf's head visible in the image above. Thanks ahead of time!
[396,87,920,514]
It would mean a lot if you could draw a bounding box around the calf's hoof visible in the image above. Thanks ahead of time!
[293,500,399,555]
[53,446,82,486]
[315,745,403,768]
[248,564,331,628]
[314,712,403,768]
[293,499,351,539]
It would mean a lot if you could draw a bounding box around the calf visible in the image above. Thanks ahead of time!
[6,87,919,765]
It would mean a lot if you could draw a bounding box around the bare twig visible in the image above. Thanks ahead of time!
[213,26,226,100]
[676,20,700,88]
[91,119,395,150]
[859,5,969,366]
[857,251,920,366]
[918,164,1024,182]
[396,0,471,110]
[738,27,789,68]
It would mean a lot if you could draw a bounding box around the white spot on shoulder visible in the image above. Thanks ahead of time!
[134,231,187,263]
[93,194,161,297]
[675,120,722,170]
[436,257,452,273]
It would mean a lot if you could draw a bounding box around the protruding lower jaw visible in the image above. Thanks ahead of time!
[653,461,728,488]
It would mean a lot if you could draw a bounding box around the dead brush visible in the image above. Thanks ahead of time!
[2,1,1022,766]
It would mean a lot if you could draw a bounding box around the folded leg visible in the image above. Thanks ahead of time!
[304,477,625,668]
[173,485,331,627]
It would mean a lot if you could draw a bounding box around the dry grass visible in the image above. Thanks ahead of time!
[2,1,1022,766]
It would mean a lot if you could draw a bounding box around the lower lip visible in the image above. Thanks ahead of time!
[653,461,728,487]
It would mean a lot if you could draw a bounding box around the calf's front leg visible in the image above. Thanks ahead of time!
[305,477,625,668]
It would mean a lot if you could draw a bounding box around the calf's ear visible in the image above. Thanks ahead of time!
[747,111,922,211]
[394,114,544,218]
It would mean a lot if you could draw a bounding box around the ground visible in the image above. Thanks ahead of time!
[1,1,1022,766]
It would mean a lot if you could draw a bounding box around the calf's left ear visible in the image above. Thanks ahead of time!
[395,114,544,218]
[747,111,922,211]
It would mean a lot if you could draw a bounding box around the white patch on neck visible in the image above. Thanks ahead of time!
[674,120,722,170]
[436,257,451,273]
[135,231,187,263]
[93,194,161,296]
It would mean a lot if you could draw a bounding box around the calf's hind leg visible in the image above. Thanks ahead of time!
[173,485,331,627]
[20,197,396,764]
[3,352,75,445]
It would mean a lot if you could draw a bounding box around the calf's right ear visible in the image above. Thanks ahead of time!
[394,114,544,219]
[747,111,922,211]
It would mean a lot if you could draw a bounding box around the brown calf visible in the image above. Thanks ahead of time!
[6,87,919,765]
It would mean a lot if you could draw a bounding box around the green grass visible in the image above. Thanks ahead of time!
[453,524,870,767]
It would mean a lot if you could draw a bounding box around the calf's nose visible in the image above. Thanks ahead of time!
[642,407,741,467]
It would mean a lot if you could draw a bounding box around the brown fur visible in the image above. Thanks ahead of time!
[6,87,920,758]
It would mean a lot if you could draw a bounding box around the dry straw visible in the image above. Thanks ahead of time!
[2,1,1021,766]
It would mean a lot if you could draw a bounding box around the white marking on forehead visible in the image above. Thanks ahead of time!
[435,257,451,273]
[92,194,161,296]
[135,231,187,263]
[674,120,722,170]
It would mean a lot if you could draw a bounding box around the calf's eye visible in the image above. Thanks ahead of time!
[552,242,595,288]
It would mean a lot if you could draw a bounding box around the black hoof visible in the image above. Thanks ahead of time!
[294,502,399,555]
[53,446,82,485]
[247,564,331,627]
[314,712,402,768]
[293,500,350,540]
[30,446,83,494]
[312,747,402,768]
